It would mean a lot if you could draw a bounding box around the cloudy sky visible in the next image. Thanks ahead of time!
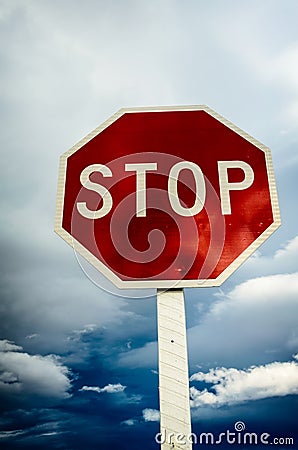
[1,0,298,449]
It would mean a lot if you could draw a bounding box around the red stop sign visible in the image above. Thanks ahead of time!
[55,106,281,289]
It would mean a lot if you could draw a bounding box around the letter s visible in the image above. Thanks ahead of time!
[76,164,113,219]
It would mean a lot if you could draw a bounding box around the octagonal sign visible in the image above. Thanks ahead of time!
[55,106,281,289]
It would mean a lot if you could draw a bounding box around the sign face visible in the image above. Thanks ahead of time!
[55,106,281,289]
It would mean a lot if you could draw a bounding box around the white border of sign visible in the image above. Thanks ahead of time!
[55,105,281,289]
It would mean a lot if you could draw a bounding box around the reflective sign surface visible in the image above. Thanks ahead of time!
[55,106,281,288]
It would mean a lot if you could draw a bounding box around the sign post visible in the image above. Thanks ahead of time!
[55,105,281,448]
[157,289,192,449]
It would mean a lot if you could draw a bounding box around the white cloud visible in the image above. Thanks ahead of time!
[188,271,298,367]
[190,356,298,407]
[0,340,71,402]
[120,270,298,369]
[237,234,298,280]
[25,334,38,340]
[0,429,25,439]
[275,234,298,260]
[0,340,22,352]
[79,383,126,394]
[78,382,144,405]
[66,324,97,342]
[121,419,137,426]
[142,408,160,422]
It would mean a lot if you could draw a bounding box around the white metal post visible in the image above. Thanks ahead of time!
[157,289,192,450]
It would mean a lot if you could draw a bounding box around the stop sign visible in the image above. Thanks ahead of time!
[55,106,281,289]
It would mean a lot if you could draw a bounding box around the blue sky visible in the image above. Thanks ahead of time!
[0,1,298,449]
